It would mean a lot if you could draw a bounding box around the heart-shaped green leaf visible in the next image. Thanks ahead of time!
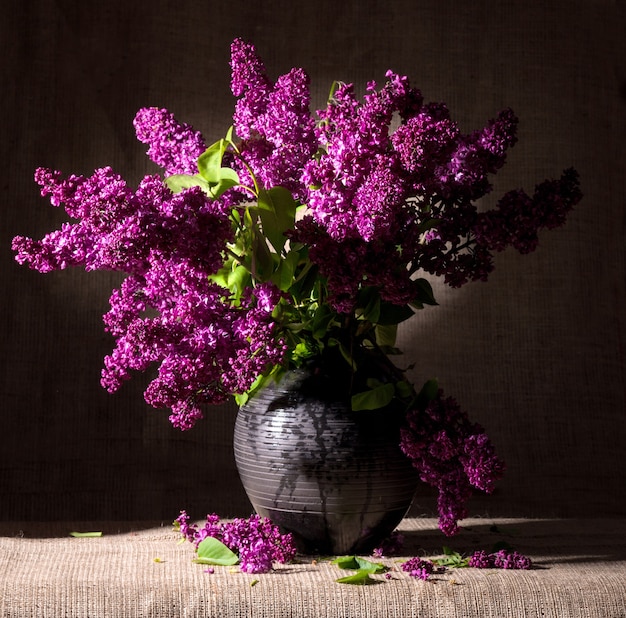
[194,537,239,566]
[351,383,395,411]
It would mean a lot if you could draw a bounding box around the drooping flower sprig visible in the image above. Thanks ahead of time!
[399,382,506,536]
[12,38,581,535]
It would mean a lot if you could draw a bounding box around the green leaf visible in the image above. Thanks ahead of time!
[234,392,248,406]
[252,230,275,281]
[210,167,240,199]
[69,531,102,537]
[194,537,239,566]
[271,249,300,292]
[414,278,438,307]
[332,556,360,570]
[311,303,337,339]
[228,265,251,297]
[432,546,470,568]
[351,383,395,411]
[415,378,439,410]
[356,287,381,323]
[377,302,415,326]
[375,323,398,349]
[197,140,228,184]
[395,380,414,399]
[210,262,250,299]
[256,187,298,254]
[336,570,373,584]
[164,174,213,196]
[355,557,387,574]
[289,259,318,300]
[333,555,387,584]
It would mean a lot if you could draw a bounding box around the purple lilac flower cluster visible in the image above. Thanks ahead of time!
[175,511,297,574]
[400,557,439,580]
[400,390,505,536]
[469,549,532,570]
[229,39,317,202]
[13,162,286,430]
[285,63,582,310]
[134,107,207,176]
[473,167,581,254]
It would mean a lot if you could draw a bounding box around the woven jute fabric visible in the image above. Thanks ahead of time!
[2,518,626,618]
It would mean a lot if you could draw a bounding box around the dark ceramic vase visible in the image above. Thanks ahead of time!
[233,359,419,555]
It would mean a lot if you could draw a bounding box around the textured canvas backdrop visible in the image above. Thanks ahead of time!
[0,0,624,522]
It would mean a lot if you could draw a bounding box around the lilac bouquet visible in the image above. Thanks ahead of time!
[12,39,581,535]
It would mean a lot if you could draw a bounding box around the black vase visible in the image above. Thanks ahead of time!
[233,359,419,555]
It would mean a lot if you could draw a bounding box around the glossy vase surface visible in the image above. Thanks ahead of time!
[233,363,418,554]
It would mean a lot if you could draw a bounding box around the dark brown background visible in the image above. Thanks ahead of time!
[1,0,624,522]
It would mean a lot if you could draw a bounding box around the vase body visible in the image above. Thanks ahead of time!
[233,360,419,554]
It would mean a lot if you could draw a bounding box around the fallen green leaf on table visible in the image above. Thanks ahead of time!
[333,555,388,584]
[69,531,103,538]
[193,536,239,566]
[336,570,375,585]
[431,546,469,568]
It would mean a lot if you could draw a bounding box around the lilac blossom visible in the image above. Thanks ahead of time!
[102,280,286,430]
[175,511,297,574]
[302,78,412,242]
[134,107,207,176]
[473,168,582,254]
[289,216,420,313]
[229,38,317,201]
[400,390,505,536]
[469,549,532,570]
[13,164,287,431]
[400,557,439,580]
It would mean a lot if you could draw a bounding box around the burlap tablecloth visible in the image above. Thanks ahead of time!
[2,518,625,618]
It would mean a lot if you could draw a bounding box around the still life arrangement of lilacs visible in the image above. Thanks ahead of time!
[13,38,581,578]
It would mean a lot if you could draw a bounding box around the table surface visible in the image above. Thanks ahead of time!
[2,517,626,618]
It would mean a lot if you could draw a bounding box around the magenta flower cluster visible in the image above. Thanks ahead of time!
[13,163,286,430]
[469,549,532,570]
[134,107,206,177]
[400,391,505,536]
[229,39,317,202]
[400,549,531,580]
[288,68,581,308]
[400,557,439,580]
[175,511,296,574]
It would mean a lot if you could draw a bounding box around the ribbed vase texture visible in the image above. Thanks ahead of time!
[234,368,418,554]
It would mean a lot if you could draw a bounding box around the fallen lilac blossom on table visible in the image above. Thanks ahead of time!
[175,511,297,574]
